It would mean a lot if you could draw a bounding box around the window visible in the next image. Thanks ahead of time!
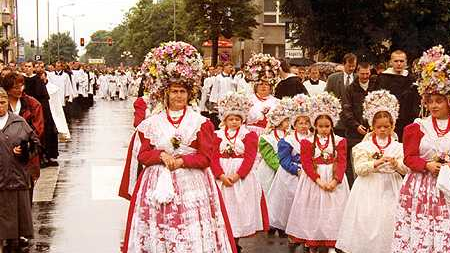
[263,44,285,58]
[263,0,289,25]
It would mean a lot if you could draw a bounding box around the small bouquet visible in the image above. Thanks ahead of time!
[372,152,383,160]
[320,151,332,161]
[170,133,182,150]
[225,143,235,155]
[433,151,450,163]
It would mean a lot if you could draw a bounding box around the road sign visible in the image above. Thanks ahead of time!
[88,58,105,64]
[34,55,42,61]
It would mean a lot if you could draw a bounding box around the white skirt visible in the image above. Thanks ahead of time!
[255,160,276,195]
[286,164,349,245]
[336,172,403,253]
[267,168,299,230]
[216,157,264,238]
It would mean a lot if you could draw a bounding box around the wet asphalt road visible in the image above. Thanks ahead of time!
[30,99,299,253]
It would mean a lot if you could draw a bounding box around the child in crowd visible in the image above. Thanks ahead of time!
[336,90,408,253]
[211,92,269,252]
[267,94,312,240]
[286,92,349,253]
[256,97,295,195]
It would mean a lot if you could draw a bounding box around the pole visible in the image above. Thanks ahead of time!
[36,0,40,55]
[173,0,176,41]
[72,17,75,42]
[47,0,50,63]
[15,0,19,61]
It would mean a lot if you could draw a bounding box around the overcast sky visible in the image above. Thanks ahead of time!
[17,0,138,53]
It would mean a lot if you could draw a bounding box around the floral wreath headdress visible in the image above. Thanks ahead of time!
[142,41,204,105]
[415,45,450,96]
[245,53,281,86]
[218,92,253,122]
[291,94,312,127]
[266,97,297,129]
[363,90,399,127]
[309,92,342,126]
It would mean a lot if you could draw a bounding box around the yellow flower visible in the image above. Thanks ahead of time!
[426,62,435,74]
[149,65,158,77]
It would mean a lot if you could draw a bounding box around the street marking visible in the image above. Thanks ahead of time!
[33,167,60,202]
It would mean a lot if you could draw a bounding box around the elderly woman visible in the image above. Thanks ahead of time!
[392,46,450,252]
[122,42,236,253]
[2,72,44,183]
[245,53,281,136]
[0,87,39,253]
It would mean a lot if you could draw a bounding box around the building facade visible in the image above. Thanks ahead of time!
[0,0,17,63]
[230,0,287,67]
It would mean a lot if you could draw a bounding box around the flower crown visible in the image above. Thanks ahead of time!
[309,92,342,126]
[142,41,204,101]
[363,90,399,126]
[245,53,281,86]
[291,94,312,126]
[218,92,253,122]
[415,45,450,96]
[266,97,297,128]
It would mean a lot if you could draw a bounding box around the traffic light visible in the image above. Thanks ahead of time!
[107,38,113,46]
[30,40,35,48]
[80,37,85,47]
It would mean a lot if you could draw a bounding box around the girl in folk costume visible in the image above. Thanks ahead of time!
[392,46,450,252]
[267,94,312,239]
[255,97,296,195]
[122,42,236,253]
[211,92,269,252]
[286,92,349,253]
[336,90,408,253]
[245,53,281,136]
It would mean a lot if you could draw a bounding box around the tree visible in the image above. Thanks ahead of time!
[42,32,78,63]
[185,0,260,66]
[122,0,194,63]
[281,0,450,63]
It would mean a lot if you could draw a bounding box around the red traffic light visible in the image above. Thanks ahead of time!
[107,38,112,46]
[80,37,85,47]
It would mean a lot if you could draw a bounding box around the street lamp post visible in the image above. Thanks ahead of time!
[62,14,85,42]
[121,51,133,66]
[56,3,75,60]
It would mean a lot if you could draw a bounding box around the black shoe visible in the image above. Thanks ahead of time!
[268,227,276,237]
[278,229,288,238]
[46,161,59,167]
[18,237,29,247]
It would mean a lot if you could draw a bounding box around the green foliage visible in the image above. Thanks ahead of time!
[281,0,450,63]
[42,32,78,63]
[184,0,260,65]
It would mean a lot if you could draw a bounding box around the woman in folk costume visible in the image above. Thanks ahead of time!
[211,92,269,252]
[267,94,312,239]
[392,45,450,252]
[335,90,408,253]
[119,78,155,200]
[255,97,296,195]
[245,53,280,136]
[122,42,236,253]
[286,92,349,253]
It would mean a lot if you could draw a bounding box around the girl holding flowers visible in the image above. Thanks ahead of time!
[211,92,269,252]
[286,92,349,253]
[336,90,408,253]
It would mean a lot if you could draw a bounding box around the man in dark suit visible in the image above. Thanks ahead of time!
[375,50,420,141]
[341,62,379,187]
[274,59,309,99]
[325,53,357,137]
